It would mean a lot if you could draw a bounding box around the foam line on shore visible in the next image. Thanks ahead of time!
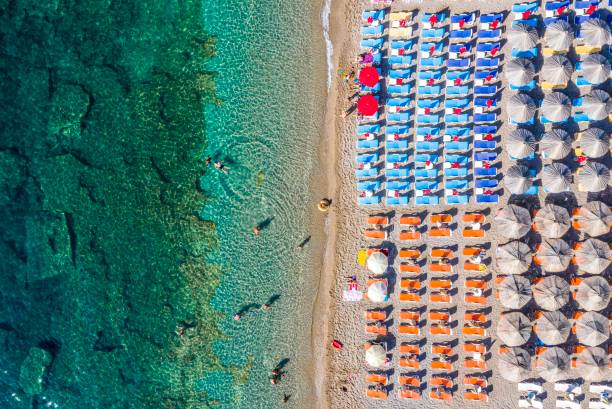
[322,0,334,90]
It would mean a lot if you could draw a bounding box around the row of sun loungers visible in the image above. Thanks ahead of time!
[364,213,487,240]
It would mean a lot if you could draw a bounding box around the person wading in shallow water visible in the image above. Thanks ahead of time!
[281,393,291,403]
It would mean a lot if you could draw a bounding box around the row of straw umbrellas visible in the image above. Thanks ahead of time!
[505,162,609,195]
[509,18,610,52]
[507,127,610,159]
[507,55,610,88]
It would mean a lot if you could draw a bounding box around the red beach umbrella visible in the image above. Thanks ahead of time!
[357,95,378,116]
[358,66,379,87]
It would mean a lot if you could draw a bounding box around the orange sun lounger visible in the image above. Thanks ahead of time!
[400,278,421,289]
[431,360,453,371]
[464,342,486,354]
[399,343,420,355]
[430,263,452,273]
[465,295,487,305]
[399,357,420,368]
[365,229,387,239]
[431,376,453,389]
[429,292,452,303]
[462,326,486,336]
[431,248,454,258]
[398,387,421,399]
[399,248,421,259]
[430,388,452,401]
[366,323,388,336]
[464,262,486,272]
[464,376,488,389]
[463,246,482,257]
[400,310,420,321]
[366,373,388,385]
[464,391,488,402]
[431,214,452,224]
[463,228,485,238]
[400,263,421,273]
[464,357,486,370]
[465,279,487,289]
[366,387,388,400]
[365,310,386,321]
[429,325,452,335]
[367,216,389,226]
[400,231,421,241]
[463,213,485,224]
[432,344,454,355]
[430,228,452,237]
[430,279,452,289]
[429,310,450,322]
[400,291,421,302]
[399,324,420,335]
[465,312,487,323]
[398,376,420,387]
[400,216,421,226]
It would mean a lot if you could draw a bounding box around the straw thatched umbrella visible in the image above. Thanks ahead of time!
[576,276,610,311]
[575,347,608,381]
[541,92,571,122]
[575,238,611,274]
[575,201,612,237]
[496,205,532,239]
[367,281,388,303]
[541,163,572,193]
[533,205,571,238]
[365,344,386,367]
[577,162,610,193]
[509,23,539,51]
[582,54,611,85]
[498,274,532,309]
[533,275,569,310]
[542,55,572,85]
[545,20,574,51]
[541,129,572,160]
[506,58,536,87]
[496,241,533,274]
[497,312,531,346]
[583,91,612,121]
[536,240,572,273]
[582,18,611,48]
[575,311,609,347]
[506,129,536,159]
[581,128,610,158]
[508,93,537,123]
[506,165,533,194]
[534,311,570,346]
[537,347,570,382]
[498,347,531,382]
[367,252,388,275]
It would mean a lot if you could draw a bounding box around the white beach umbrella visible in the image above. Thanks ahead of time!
[367,281,388,303]
[541,163,572,193]
[575,311,609,347]
[582,18,611,48]
[541,92,571,122]
[506,58,536,87]
[509,23,539,51]
[574,238,611,274]
[536,240,572,273]
[506,129,536,159]
[497,311,532,347]
[533,205,571,238]
[367,252,388,275]
[582,91,611,122]
[495,205,532,239]
[505,164,533,194]
[365,344,386,367]
[540,129,572,160]
[498,275,532,309]
[542,55,572,85]
[534,311,570,346]
[498,347,531,382]
[507,93,537,123]
[533,275,569,310]
[575,347,608,381]
[581,128,610,158]
[576,276,610,311]
[577,162,610,193]
[582,54,611,85]
[575,201,612,237]
[537,347,570,382]
[496,241,532,275]
[545,20,574,51]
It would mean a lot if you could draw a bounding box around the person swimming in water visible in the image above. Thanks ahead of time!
[214,161,229,174]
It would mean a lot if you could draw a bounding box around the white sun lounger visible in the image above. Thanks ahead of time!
[589,398,612,409]
[520,398,544,409]
[556,397,582,409]
[590,385,612,395]
[519,383,544,394]
[555,383,582,395]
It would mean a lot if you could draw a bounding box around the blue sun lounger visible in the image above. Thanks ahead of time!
[416,195,439,205]
[475,179,498,188]
[509,152,535,160]
[418,70,443,80]
[447,58,471,69]
[415,153,439,164]
[474,167,496,177]
[509,117,535,125]
[481,13,504,24]
[357,180,381,191]
[386,167,410,178]
[417,99,440,109]
[387,97,411,108]
[414,168,438,179]
[446,98,471,109]
[423,12,448,24]
[362,9,385,22]
[573,112,591,123]
[387,180,410,190]
[387,195,410,206]
[387,112,411,122]
[418,85,442,95]
[387,153,409,163]
[422,28,447,39]
[512,18,538,28]
[476,194,499,203]
[389,69,414,79]
[447,85,470,96]
[474,113,496,123]
[474,85,498,95]
[415,180,438,190]
[387,139,409,150]
[357,138,379,150]
[476,58,500,69]
[477,29,501,40]
[360,38,384,50]
[541,115,569,124]
[545,1,569,11]
[475,125,496,136]
[417,114,440,124]
[391,40,415,51]
[357,153,378,164]
[417,126,441,136]
[416,141,440,151]
[446,194,470,204]
[421,57,445,68]
[447,70,471,82]
[452,13,476,25]
[474,140,497,150]
[544,16,569,26]
[475,70,498,80]
[449,43,472,54]
[389,55,414,66]
[446,127,471,138]
[361,25,384,37]
[445,167,468,177]
[446,179,469,189]
[450,29,472,40]
[386,125,409,136]
[474,97,497,108]
[446,141,470,151]
[387,84,412,95]
[510,80,536,91]
[355,168,378,178]
[511,47,538,59]
[421,42,445,54]
[475,151,497,161]
[357,124,380,135]
[476,42,501,54]
[358,195,381,205]
[361,82,381,93]
[512,2,539,13]
[445,155,469,165]
[446,114,471,124]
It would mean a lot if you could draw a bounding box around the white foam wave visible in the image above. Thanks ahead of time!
[321,0,333,90]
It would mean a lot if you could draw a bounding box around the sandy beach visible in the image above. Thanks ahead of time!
[313,0,610,408]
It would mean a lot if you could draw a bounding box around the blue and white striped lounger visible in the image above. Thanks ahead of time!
[387,139,409,150]
[476,58,500,68]
[475,179,498,188]
[416,141,440,151]
[450,29,472,40]
[474,140,496,150]
[417,127,440,136]
[357,139,379,149]
[447,58,470,69]
[361,25,384,37]
[445,167,468,177]
[474,167,496,177]
[511,48,538,59]
[416,195,439,205]
[447,86,470,96]
[474,113,496,123]
[418,85,442,95]
[415,180,438,190]
[358,196,381,205]
[422,28,447,39]
[477,29,501,40]
[356,168,378,178]
[446,179,469,189]
[386,196,409,205]
[414,169,438,179]
[360,38,384,49]
[446,114,471,123]
[445,155,469,165]
[445,141,470,151]
[357,153,378,164]
[474,85,497,95]
[417,114,440,124]
[414,153,439,164]
[421,57,445,68]
[386,168,410,178]
[387,180,410,190]
[474,151,497,161]
[387,112,411,122]
[476,194,499,203]
[389,55,413,66]
[357,180,381,191]
[446,194,469,204]
[362,9,385,22]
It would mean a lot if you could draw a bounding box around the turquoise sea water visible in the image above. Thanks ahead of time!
[0,0,326,408]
